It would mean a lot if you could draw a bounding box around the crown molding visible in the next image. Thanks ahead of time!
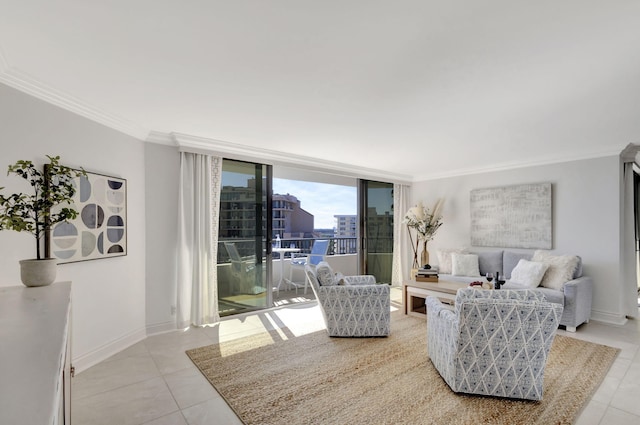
[412,146,626,181]
[169,132,413,184]
[145,131,175,145]
[0,62,150,140]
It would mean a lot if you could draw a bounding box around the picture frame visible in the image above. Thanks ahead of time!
[46,170,127,263]
[470,182,552,249]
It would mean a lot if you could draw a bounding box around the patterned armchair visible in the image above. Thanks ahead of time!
[426,287,563,401]
[305,263,390,337]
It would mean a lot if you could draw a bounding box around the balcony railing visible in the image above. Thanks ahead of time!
[217,237,359,262]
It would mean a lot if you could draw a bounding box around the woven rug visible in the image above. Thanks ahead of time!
[186,312,619,425]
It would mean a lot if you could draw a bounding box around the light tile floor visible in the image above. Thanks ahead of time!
[73,288,640,425]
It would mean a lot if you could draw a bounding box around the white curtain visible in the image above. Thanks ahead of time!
[177,152,223,327]
[392,184,411,286]
[622,160,639,318]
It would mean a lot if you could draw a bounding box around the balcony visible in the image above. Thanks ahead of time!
[217,237,362,315]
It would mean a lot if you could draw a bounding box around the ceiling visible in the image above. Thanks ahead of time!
[1,1,639,182]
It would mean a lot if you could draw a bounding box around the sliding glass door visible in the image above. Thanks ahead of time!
[358,180,394,283]
[217,159,272,316]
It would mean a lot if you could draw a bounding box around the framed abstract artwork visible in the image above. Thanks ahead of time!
[470,183,552,249]
[47,170,127,263]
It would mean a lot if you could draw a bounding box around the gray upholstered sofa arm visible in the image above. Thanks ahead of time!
[562,276,593,332]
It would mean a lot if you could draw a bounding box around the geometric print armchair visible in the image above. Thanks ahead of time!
[426,288,563,401]
[304,262,390,337]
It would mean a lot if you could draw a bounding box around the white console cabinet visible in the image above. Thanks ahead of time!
[0,281,72,425]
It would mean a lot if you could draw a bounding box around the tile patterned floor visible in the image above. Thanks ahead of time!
[72,288,640,425]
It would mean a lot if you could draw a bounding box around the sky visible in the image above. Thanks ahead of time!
[273,178,356,229]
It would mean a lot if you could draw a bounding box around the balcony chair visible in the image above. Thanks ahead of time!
[288,239,329,293]
[426,287,563,401]
[304,262,390,337]
[224,242,263,295]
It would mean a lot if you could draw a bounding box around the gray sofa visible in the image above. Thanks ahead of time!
[436,250,592,332]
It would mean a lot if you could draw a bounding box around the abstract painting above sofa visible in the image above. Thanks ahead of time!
[435,248,593,332]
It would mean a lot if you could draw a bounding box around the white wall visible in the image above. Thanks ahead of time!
[144,143,179,333]
[411,155,625,325]
[0,83,147,372]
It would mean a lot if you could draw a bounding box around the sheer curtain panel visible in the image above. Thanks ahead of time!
[177,152,222,327]
[392,184,410,286]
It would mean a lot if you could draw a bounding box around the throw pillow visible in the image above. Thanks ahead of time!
[334,272,346,285]
[532,250,579,290]
[451,253,481,277]
[509,259,549,288]
[502,251,532,279]
[315,262,335,286]
[436,248,468,274]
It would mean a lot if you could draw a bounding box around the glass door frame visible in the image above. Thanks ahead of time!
[217,159,273,316]
[358,179,394,282]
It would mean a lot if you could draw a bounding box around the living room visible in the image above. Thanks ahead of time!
[1,2,640,424]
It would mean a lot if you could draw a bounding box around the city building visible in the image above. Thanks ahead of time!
[219,183,314,240]
[273,193,314,239]
[334,215,357,254]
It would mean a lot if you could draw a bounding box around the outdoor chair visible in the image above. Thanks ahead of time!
[224,242,262,295]
[304,262,390,337]
[426,287,563,401]
[289,239,329,293]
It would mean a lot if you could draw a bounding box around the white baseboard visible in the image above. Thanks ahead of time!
[146,320,177,336]
[72,327,147,374]
[589,309,628,326]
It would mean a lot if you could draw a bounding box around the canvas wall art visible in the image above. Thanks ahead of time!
[470,183,552,249]
[48,170,127,263]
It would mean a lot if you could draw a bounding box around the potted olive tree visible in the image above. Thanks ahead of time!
[0,155,85,286]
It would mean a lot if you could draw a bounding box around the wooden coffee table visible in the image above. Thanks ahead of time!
[403,279,471,317]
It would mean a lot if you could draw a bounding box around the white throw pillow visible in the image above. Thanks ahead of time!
[509,259,549,288]
[437,248,468,274]
[532,250,579,290]
[315,262,335,286]
[451,253,480,277]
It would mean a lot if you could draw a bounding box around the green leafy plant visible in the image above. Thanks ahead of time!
[0,155,85,260]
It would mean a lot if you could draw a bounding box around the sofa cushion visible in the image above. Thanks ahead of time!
[532,250,579,290]
[471,250,503,277]
[451,253,481,277]
[500,282,565,305]
[436,248,468,274]
[315,261,335,286]
[533,287,565,305]
[503,251,533,279]
[509,259,548,288]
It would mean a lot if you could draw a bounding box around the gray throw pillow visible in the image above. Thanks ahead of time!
[471,250,503,277]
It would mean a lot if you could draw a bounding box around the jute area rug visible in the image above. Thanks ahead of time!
[186,312,619,425]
